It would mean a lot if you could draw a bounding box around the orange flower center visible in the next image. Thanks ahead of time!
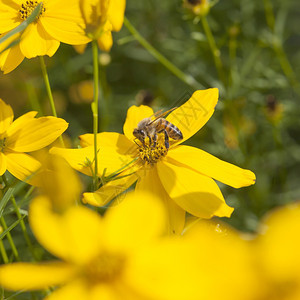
[19,1,46,21]
[138,141,168,164]
[86,251,126,283]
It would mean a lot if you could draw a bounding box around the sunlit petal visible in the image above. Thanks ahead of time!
[0,42,25,74]
[83,164,140,207]
[167,88,219,145]
[30,196,104,264]
[107,0,126,31]
[103,191,166,251]
[6,116,68,152]
[97,29,113,52]
[41,1,91,45]
[19,23,60,58]
[0,152,7,175]
[5,151,41,184]
[123,105,154,142]
[157,159,234,218]
[0,262,75,290]
[0,98,13,135]
[135,166,185,235]
[168,145,256,188]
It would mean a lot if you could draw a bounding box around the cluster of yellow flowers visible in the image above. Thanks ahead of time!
[0,1,299,300]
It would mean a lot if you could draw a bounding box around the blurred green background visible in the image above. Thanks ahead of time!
[1,0,300,232]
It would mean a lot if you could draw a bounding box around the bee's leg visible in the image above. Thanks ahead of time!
[147,134,152,146]
[162,129,169,150]
[152,133,157,148]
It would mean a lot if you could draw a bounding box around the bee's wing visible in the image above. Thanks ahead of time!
[148,107,177,125]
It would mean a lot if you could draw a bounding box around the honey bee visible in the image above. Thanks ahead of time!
[133,108,183,150]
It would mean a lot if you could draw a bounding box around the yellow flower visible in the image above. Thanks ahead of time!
[0,0,91,73]
[76,0,126,52]
[251,203,300,300]
[0,192,204,300]
[183,0,210,16]
[0,98,68,183]
[51,88,255,234]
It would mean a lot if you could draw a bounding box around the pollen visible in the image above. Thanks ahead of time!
[19,1,46,21]
[86,251,126,283]
[138,142,168,164]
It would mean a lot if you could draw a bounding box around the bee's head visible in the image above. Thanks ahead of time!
[133,128,146,140]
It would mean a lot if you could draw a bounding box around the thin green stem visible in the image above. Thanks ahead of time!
[201,16,225,85]
[39,56,65,146]
[92,40,99,190]
[124,17,204,89]
[0,238,8,263]
[0,217,20,261]
[263,0,300,95]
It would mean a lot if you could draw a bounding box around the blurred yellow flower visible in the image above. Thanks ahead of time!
[76,0,126,52]
[0,98,68,183]
[0,192,205,300]
[52,88,255,234]
[183,0,210,16]
[0,0,91,73]
[252,203,300,300]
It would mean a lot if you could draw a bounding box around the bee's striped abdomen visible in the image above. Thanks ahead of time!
[156,119,183,140]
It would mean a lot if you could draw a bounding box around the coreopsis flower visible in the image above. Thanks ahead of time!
[51,88,255,234]
[75,0,126,52]
[0,98,68,183]
[0,192,203,300]
[251,203,300,300]
[0,0,91,73]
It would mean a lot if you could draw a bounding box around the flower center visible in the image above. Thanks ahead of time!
[138,141,168,164]
[19,1,46,21]
[86,251,126,284]
[0,138,6,152]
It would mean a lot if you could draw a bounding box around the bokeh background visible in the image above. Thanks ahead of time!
[1,0,299,232]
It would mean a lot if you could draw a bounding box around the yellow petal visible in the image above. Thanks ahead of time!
[0,43,24,74]
[97,29,113,52]
[0,2,21,32]
[30,196,104,264]
[44,279,88,300]
[73,43,88,54]
[157,159,234,218]
[103,191,166,251]
[50,146,95,177]
[6,116,68,152]
[0,98,13,135]
[135,166,185,235]
[107,0,126,31]
[123,105,154,142]
[41,1,91,45]
[0,152,7,175]
[6,111,37,134]
[19,23,60,58]
[256,204,300,282]
[36,154,82,212]
[83,164,140,206]
[79,132,134,150]
[5,151,41,184]
[0,262,75,290]
[168,145,256,188]
[167,88,219,145]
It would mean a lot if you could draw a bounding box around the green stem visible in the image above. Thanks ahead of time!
[124,17,204,89]
[0,238,8,264]
[201,16,225,85]
[263,0,300,94]
[0,217,20,261]
[92,40,99,190]
[39,56,65,146]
